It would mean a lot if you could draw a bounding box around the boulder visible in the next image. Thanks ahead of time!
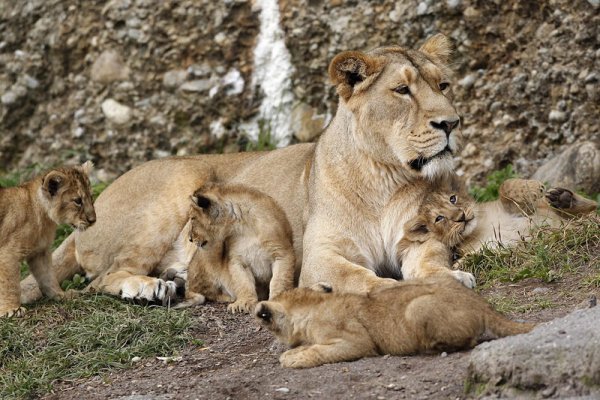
[468,305,600,398]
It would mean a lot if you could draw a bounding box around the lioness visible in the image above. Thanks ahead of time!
[1,162,96,317]
[160,183,295,313]
[255,276,535,368]
[21,34,465,303]
[460,179,598,256]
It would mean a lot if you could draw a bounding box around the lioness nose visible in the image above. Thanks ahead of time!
[430,118,460,137]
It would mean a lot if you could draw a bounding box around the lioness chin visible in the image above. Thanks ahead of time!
[255,278,535,369]
[21,34,465,303]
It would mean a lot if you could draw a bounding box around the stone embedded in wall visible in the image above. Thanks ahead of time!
[532,141,600,194]
[90,50,130,84]
[291,102,326,143]
[101,99,132,125]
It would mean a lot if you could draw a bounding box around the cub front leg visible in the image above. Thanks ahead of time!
[0,251,25,317]
[27,250,66,300]
[279,339,375,368]
[224,259,258,314]
[268,252,296,299]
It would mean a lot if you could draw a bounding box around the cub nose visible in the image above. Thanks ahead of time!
[457,212,466,223]
[87,213,96,224]
[430,118,460,137]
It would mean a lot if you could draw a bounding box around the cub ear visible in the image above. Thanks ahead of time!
[311,282,333,293]
[328,51,384,101]
[80,160,94,176]
[43,171,65,197]
[403,217,430,242]
[191,191,212,210]
[419,33,453,64]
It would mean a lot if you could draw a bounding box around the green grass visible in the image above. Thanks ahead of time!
[245,119,277,152]
[0,295,197,399]
[469,164,518,202]
[460,216,600,288]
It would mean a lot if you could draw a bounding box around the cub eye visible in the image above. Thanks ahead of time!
[435,215,445,223]
[73,198,83,206]
[394,85,411,95]
[449,195,457,204]
[439,82,450,91]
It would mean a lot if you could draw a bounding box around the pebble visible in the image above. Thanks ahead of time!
[91,50,130,84]
[163,69,188,89]
[101,99,132,124]
[179,79,213,93]
[548,110,568,123]
[275,387,290,393]
[458,74,476,89]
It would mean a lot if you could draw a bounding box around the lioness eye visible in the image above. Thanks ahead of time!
[394,85,411,95]
[439,82,450,91]
[449,195,457,204]
[73,198,83,206]
[435,215,445,223]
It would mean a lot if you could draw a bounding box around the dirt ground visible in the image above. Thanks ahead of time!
[44,275,596,400]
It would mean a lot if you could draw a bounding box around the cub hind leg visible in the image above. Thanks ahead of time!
[499,178,546,215]
[545,187,597,216]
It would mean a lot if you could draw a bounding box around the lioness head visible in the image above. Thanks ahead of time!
[403,178,476,248]
[188,183,235,249]
[329,34,461,179]
[40,161,96,230]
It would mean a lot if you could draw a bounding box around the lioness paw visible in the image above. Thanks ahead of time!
[450,270,476,289]
[120,277,177,306]
[0,306,26,318]
[227,299,257,314]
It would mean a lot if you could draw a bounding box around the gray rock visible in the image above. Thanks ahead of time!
[162,69,188,90]
[90,50,130,84]
[101,98,132,125]
[532,141,600,194]
[179,79,212,93]
[469,306,600,398]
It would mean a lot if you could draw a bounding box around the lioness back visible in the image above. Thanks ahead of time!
[0,162,95,317]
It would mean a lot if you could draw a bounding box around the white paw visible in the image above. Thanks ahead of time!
[120,277,178,306]
[451,270,476,289]
[0,306,26,318]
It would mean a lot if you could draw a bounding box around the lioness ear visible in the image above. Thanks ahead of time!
[80,160,94,176]
[43,171,65,197]
[328,51,384,101]
[191,191,212,210]
[419,33,453,64]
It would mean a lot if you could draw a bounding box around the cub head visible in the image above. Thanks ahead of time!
[329,34,461,179]
[40,161,96,230]
[403,179,476,248]
[188,183,235,249]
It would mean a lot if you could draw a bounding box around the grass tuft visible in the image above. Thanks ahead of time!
[469,164,518,202]
[0,295,197,399]
[460,216,600,288]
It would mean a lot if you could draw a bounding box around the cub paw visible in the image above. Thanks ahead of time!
[279,350,319,369]
[0,306,26,318]
[450,270,476,289]
[120,277,178,306]
[545,188,574,209]
[227,298,257,314]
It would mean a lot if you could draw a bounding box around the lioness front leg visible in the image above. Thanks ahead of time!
[27,250,66,300]
[0,252,26,318]
[224,260,258,314]
[268,253,295,299]
[91,269,177,306]
[279,339,374,368]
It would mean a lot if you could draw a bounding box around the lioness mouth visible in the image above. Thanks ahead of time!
[409,146,452,171]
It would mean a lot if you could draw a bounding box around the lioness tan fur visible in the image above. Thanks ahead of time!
[21,34,467,303]
[160,183,295,313]
[255,273,535,368]
[1,162,95,317]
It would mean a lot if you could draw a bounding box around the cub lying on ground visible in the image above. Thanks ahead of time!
[255,270,535,368]
[161,182,296,313]
[0,162,96,317]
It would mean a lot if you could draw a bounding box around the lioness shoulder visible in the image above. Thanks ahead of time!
[0,162,96,317]
[255,279,534,368]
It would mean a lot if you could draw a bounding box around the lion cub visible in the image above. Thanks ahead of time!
[162,182,296,313]
[0,162,96,317]
[255,276,535,368]
[390,177,477,288]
